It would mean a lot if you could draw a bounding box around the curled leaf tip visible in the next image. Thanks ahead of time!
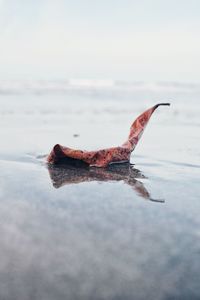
[154,103,171,109]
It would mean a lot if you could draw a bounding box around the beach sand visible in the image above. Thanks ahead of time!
[0,82,200,299]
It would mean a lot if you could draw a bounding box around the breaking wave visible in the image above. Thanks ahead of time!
[0,79,199,95]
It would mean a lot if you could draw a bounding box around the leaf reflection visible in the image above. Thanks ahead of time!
[47,159,164,203]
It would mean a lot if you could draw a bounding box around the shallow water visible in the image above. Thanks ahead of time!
[0,84,200,300]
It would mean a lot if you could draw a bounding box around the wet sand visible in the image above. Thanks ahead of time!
[0,85,200,299]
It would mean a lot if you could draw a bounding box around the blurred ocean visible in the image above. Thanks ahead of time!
[0,79,200,300]
[1,79,200,94]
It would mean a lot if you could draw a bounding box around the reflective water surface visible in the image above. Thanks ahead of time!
[0,87,200,300]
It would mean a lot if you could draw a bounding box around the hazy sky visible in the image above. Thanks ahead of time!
[0,0,200,82]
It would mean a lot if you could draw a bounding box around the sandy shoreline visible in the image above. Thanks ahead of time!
[0,90,200,299]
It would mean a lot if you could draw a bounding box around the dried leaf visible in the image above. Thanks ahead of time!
[47,103,170,167]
